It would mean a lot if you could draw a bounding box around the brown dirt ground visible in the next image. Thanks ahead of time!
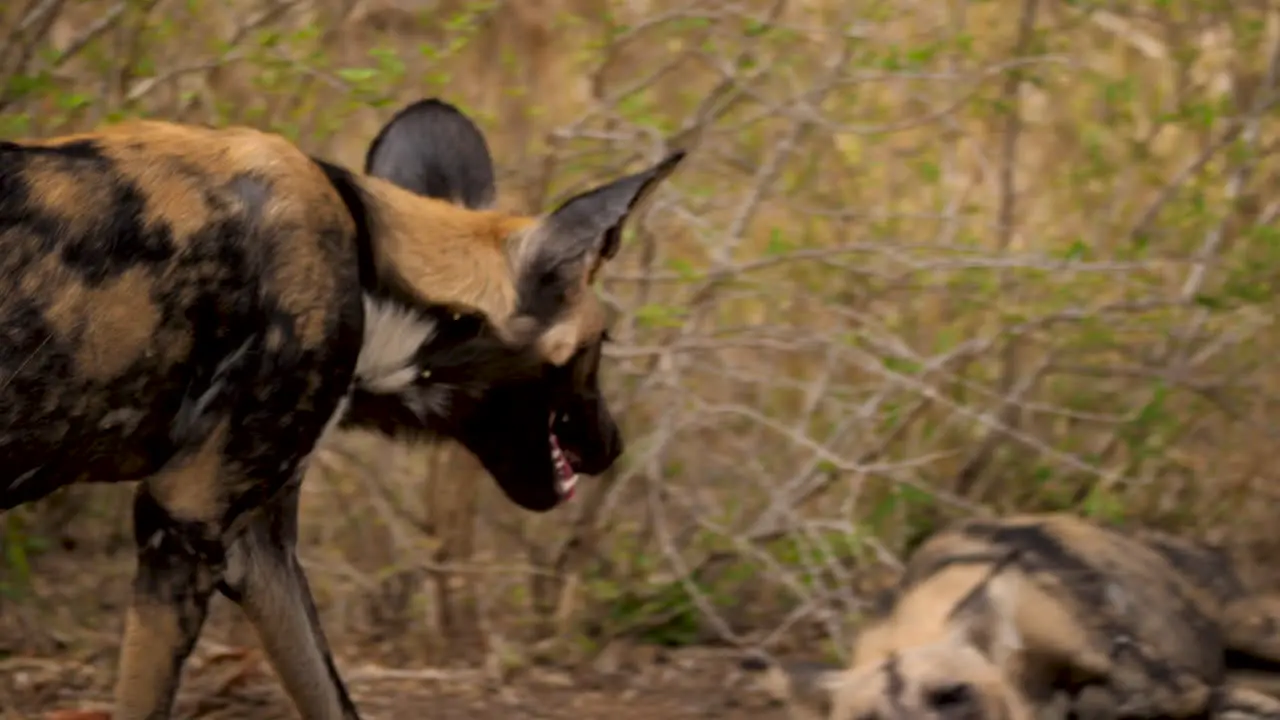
[0,553,790,720]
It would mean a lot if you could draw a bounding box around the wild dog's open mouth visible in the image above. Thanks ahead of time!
[549,412,579,498]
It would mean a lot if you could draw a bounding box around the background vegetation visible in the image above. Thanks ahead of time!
[4,0,1280,678]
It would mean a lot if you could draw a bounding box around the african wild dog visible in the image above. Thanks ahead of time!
[740,513,1280,720]
[0,98,685,719]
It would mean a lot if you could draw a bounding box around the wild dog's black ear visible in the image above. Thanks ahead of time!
[364,98,497,210]
[509,151,686,363]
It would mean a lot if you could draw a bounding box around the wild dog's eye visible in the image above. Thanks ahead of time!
[927,682,974,712]
[420,369,432,379]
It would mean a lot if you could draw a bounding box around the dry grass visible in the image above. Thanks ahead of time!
[4,0,1280,694]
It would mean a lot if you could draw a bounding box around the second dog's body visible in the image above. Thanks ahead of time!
[744,513,1280,720]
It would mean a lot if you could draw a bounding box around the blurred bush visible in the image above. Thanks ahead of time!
[4,0,1280,667]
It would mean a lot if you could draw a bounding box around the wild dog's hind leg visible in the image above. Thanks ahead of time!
[220,480,360,720]
[113,423,231,720]
[1061,652,1214,720]
[1211,684,1280,720]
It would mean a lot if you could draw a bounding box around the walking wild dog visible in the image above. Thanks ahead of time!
[742,513,1280,720]
[0,97,685,719]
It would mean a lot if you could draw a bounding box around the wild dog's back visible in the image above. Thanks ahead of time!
[909,514,1227,684]
[0,121,363,509]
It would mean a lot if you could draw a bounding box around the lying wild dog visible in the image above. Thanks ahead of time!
[0,98,684,719]
[741,513,1280,720]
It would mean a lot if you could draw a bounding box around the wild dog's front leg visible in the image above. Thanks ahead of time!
[221,481,360,720]
[113,429,230,720]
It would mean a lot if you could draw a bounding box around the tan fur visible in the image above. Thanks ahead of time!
[749,513,1280,720]
[830,640,1035,720]
[114,603,189,720]
[362,175,521,325]
[23,155,114,240]
[1226,594,1280,664]
[356,173,615,364]
[24,121,352,350]
[147,421,229,523]
[108,422,234,719]
[11,254,164,382]
[48,267,163,382]
[535,260,607,365]
[110,428,234,720]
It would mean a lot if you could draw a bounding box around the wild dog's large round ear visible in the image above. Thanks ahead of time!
[363,98,497,211]
[740,655,844,720]
[509,150,687,363]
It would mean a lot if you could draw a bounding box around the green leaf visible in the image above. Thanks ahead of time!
[635,303,685,329]
[337,67,378,84]
[1080,485,1125,523]
[765,227,794,256]
[667,258,700,280]
[1061,239,1089,261]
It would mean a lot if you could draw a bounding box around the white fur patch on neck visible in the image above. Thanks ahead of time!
[356,295,436,394]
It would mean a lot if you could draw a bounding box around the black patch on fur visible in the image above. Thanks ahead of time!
[310,156,436,325]
[7,139,178,283]
[1138,531,1247,600]
[1,131,365,508]
[954,521,1225,694]
[58,181,176,283]
[170,337,256,449]
[363,98,497,210]
[340,304,544,437]
[131,487,223,638]
[1225,649,1280,675]
[954,523,1108,606]
[311,159,380,296]
[883,652,905,697]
